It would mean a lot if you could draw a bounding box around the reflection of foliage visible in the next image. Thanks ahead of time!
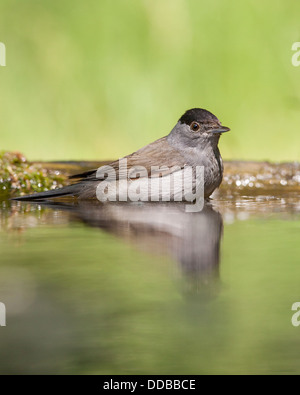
[0,151,67,198]
[0,201,70,234]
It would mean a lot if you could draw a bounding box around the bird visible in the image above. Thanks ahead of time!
[13,108,230,202]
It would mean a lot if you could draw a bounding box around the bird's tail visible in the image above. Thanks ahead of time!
[11,184,81,201]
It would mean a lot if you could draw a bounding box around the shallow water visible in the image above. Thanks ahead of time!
[0,174,300,374]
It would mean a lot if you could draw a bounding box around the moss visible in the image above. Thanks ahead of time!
[0,151,67,198]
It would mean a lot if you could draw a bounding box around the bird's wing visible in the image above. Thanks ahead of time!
[71,137,187,182]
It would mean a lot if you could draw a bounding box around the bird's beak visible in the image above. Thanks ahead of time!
[210,126,230,134]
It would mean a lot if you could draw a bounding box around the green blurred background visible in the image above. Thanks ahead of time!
[0,0,299,162]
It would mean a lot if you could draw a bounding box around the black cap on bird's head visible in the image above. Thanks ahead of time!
[179,108,230,134]
[179,108,219,125]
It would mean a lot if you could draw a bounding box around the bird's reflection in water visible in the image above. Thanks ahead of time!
[46,200,223,293]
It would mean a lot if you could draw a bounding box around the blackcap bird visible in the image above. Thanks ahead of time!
[14,108,230,202]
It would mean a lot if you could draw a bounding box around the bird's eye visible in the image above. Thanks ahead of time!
[190,122,200,132]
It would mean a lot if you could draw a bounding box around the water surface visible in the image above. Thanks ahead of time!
[0,178,300,374]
